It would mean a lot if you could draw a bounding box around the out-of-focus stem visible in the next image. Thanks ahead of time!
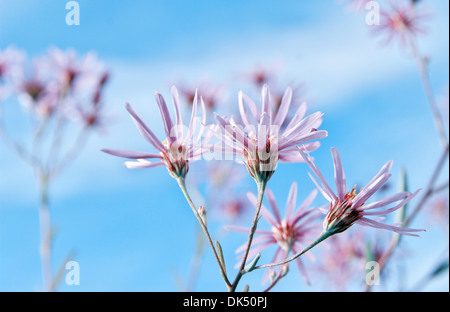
[185,224,206,292]
[50,126,90,179]
[366,144,449,292]
[176,178,231,289]
[410,39,448,148]
[38,172,53,292]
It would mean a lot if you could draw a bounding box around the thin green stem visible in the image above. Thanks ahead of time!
[229,180,267,292]
[176,177,231,289]
[255,231,332,270]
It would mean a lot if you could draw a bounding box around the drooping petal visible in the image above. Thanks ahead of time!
[362,189,420,216]
[298,147,337,202]
[125,103,165,152]
[124,159,164,169]
[101,148,161,159]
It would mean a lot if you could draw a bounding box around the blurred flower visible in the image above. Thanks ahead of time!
[214,84,327,184]
[298,147,423,236]
[343,0,373,12]
[44,47,107,92]
[228,182,323,285]
[316,230,366,291]
[178,80,226,112]
[374,1,429,47]
[102,86,207,179]
[427,195,449,228]
[0,46,25,100]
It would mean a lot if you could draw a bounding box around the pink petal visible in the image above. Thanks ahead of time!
[101,148,161,159]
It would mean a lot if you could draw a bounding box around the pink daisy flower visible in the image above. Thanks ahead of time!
[228,182,323,285]
[214,84,327,184]
[374,1,429,47]
[298,147,424,237]
[102,86,206,179]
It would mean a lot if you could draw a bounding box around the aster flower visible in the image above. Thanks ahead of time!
[102,86,206,179]
[44,47,107,93]
[316,231,366,291]
[374,1,429,47]
[214,84,327,184]
[228,182,323,285]
[298,147,423,237]
[0,46,25,100]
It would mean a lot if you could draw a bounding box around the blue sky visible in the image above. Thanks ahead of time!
[0,0,448,291]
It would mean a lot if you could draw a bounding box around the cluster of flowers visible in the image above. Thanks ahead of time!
[102,83,423,290]
[0,46,108,130]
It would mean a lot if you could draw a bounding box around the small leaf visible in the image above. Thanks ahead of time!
[215,240,227,276]
[244,253,261,273]
[243,285,250,292]
[430,259,449,278]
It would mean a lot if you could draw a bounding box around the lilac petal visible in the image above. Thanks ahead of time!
[308,172,334,203]
[101,148,161,159]
[362,189,420,216]
[284,101,307,133]
[331,147,346,201]
[285,182,298,220]
[155,91,175,144]
[353,173,391,208]
[364,160,394,192]
[247,192,278,226]
[241,91,260,121]
[278,142,321,163]
[124,159,164,169]
[236,235,274,254]
[171,86,183,127]
[293,250,311,286]
[266,188,282,223]
[261,247,284,285]
[215,113,254,151]
[224,224,273,235]
[279,130,328,151]
[291,189,318,222]
[125,103,165,152]
[362,191,414,210]
[282,111,324,140]
[261,84,270,116]
[195,97,207,143]
[239,90,256,128]
[273,87,292,126]
[356,217,424,237]
[186,90,198,142]
[298,147,337,202]
[237,240,275,269]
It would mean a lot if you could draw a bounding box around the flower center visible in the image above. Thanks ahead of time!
[323,186,361,235]
[273,220,297,252]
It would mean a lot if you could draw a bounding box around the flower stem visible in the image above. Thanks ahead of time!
[255,231,332,270]
[38,171,53,292]
[176,177,231,289]
[229,180,267,292]
[410,39,448,148]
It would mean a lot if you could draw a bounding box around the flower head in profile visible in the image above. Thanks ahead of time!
[298,147,423,237]
[102,86,206,179]
[228,182,323,285]
[374,1,429,47]
[215,85,327,184]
